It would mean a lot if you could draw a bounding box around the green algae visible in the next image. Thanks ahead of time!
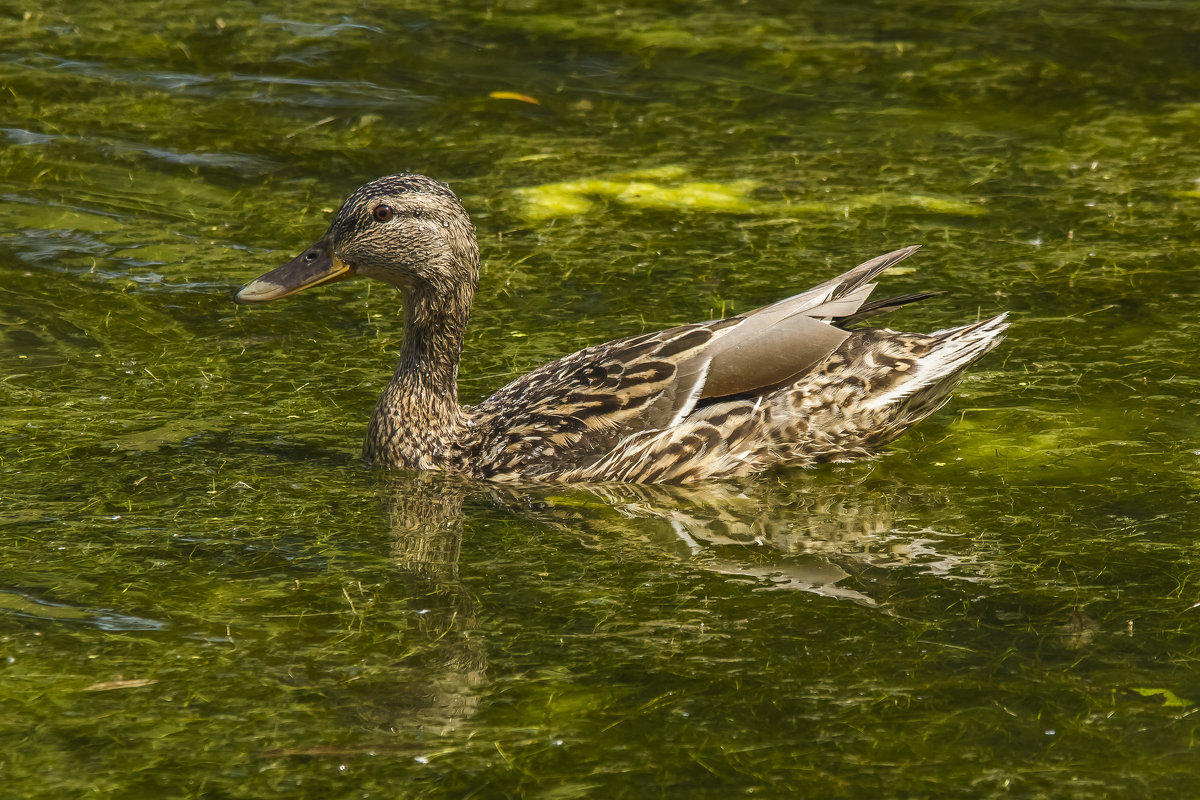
[513,168,987,220]
[1127,687,1194,708]
[514,174,761,218]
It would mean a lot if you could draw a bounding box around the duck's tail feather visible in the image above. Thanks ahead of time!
[869,312,1009,414]
[836,291,942,326]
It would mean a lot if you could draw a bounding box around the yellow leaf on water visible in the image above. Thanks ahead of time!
[489,91,540,105]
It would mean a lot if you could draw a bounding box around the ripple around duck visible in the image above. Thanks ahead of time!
[0,588,167,631]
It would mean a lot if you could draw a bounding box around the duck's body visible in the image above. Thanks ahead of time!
[236,174,1007,484]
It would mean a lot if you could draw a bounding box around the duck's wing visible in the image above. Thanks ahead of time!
[468,247,927,478]
[697,245,923,398]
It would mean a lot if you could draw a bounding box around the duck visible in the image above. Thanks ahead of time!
[235,174,1008,484]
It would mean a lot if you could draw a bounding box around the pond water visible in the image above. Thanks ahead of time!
[3,1,1200,797]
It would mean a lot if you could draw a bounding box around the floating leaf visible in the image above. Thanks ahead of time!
[488,90,540,105]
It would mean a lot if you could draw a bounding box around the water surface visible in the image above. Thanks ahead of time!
[2,2,1199,797]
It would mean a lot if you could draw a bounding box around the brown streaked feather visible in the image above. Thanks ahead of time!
[459,245,998,482]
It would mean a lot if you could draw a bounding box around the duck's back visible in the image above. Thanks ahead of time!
[457,249,1007,483]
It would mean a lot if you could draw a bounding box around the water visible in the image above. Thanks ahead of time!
[2,1,1199,797]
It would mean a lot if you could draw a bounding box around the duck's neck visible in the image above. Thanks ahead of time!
[364,281,475,469]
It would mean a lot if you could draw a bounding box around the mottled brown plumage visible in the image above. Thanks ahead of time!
[235,174,1008,483]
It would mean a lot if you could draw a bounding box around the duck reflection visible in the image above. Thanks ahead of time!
[367,468,983,732]
[371,467,979,738]
[369,472,486,735]
[496,472,981,604]
[493,478,877,606]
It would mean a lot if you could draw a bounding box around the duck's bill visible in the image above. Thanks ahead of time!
[234,242,355,303]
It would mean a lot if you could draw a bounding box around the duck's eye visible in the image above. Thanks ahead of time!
[372,205,393,223]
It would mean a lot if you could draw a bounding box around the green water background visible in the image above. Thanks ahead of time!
[2,1,1199,797]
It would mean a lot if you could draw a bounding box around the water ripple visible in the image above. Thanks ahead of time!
[0,588,167,631]
[6,55,434,109]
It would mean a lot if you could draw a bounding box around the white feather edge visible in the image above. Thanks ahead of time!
[667,357,713,428]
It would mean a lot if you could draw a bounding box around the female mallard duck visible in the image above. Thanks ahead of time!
[236,174,1007,484]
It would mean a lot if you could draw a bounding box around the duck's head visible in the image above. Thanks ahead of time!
[235,174,479,304]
